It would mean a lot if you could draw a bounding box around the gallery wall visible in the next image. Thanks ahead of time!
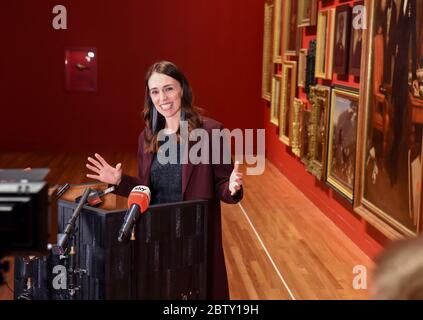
[263,0,394,257]
[0,0,264,152]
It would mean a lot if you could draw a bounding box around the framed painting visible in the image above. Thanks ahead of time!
[292,98,306,158]
[315,8,335,79]
[349,1,364,77]
[262,1,275,101]
[305,40,317,98]
[332,5,352,76]
[283,0,300,56]
[270,74,282,126]
[298,0,317,27]
[273,0,282,63]
[298,49,308,88]
[65,47,97,92]
[354,0,423,238]
[326,87,359,202]
[279,61,297,145]
[301,108,312,165]
[306,85,331,180]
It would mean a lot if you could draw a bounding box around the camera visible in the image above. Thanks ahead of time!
[0,169,50,260]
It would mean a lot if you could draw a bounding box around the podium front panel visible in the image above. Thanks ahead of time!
[14,199,208,300]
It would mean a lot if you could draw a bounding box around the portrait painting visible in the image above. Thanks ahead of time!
[327,88,359,201]
[279,61,297,145]
[298,0,317,27]
[262,1,275,101]
[333,5,352,76]
[349,1,364,77]
[354,0,423,237]
[284,0,300,56]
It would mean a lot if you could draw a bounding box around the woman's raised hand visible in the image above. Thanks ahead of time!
[229,161,243,196]
[86,153,122,186]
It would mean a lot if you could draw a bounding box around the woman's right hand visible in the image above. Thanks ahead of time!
[86,153,122,186]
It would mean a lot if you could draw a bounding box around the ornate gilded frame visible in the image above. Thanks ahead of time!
[326,87,359,202]
[270,74,281,126]
[298,48,308,88]
[315,8,335,79]
[283,0,300,56]
[292,98,305,158]
[306,85,331,180]
[301,108,312,165]
[353,0,423,239]
[279,61,297,145]
[298,0,317,27]
[273,0,282,63]
[262,1,275,101]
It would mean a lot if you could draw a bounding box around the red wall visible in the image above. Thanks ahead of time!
[1,0,388,258]
[265,0,389,258]
[0,0,263,152]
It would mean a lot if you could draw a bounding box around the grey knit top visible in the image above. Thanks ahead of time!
[150,134,182,205]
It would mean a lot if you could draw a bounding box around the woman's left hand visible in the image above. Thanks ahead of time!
[229,161,243,196]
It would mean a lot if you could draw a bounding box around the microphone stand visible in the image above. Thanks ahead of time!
[130,225,136,299]
[17,257,36,300]
[55,188,90,299]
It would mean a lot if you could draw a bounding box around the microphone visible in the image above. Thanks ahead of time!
[53,188,91,255]
[118,186,151,243]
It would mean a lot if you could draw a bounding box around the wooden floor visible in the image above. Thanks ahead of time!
[0,152,373,300]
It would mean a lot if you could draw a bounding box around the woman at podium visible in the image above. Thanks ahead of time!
[86,61,243,300]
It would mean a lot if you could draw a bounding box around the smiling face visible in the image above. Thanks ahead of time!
[148,72,183,120]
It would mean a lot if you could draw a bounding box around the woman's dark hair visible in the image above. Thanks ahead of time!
[143,61,203,153]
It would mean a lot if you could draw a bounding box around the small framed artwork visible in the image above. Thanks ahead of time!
[298,0,317,27]
[273,0,283,63]
[65,47,97,92]
[333,5,352,76]
[306,85,331,180]
[298,49,308,88]
[315,8,335,79]
[348,1,364,77]
[326,87,359,202]
[301,108,312,165]
[291,98,306,158]
[262,1,275,101]
[305,40,317,98]
[270,74,282,126]
[283,0,300,56]
[279,61,297,145]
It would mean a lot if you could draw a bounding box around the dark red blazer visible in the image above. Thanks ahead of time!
[114,117,243,299]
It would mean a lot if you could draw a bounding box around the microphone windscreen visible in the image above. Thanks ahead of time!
[127,186,151,213]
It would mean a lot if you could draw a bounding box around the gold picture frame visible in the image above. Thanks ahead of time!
[301,108,312,165]
[298,48,308,88]
[262,1,275,101]
[315,8,335,79]
[306,85,331,180]
[292,98,306,157]
[298,0,317,27]
[326,87,359,202]
[273,0,282,63]
[279,61,297,145]
[353,0,423,239]
[283,0,300,56]
[270,74,281,126]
